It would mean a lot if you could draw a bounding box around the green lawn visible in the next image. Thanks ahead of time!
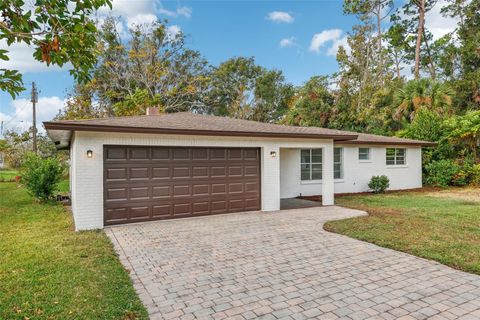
[57,178,70,193]
[0,182,148,320]
[325,188,480,275]
[0,169,18,181]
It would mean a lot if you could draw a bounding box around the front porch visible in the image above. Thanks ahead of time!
[280,197,322,210]
[275,145,334,208]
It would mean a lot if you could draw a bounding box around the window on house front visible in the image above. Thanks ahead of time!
[334,148,343,179]
[386,148,406,165]
[358,147,370,161]
[300,149,322,180]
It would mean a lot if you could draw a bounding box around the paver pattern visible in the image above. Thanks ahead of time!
[106,206,480,320]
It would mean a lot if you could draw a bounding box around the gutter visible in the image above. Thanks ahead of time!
[43,122,359,141]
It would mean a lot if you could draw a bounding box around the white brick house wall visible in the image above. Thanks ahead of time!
[279,145,422,198]
[71,131,335,230]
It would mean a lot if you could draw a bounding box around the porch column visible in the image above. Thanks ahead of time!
[322,141,335,205]
[261,145,280,211]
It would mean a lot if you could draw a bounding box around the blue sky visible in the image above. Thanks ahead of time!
[0,0,456,134]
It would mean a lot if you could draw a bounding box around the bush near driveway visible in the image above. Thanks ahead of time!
[20,153,64,201]
[0,182,148,320]
[326,189,480,275]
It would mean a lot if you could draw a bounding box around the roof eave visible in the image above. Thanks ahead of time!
[43,122,358,141]
[338,140,437,147]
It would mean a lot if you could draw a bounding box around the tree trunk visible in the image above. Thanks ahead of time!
[376,2,384,85]
[394,50,402,79]
[414,0,426,79]
[423,30,436,79]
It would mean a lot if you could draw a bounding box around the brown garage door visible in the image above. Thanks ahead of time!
[103,146,261,225]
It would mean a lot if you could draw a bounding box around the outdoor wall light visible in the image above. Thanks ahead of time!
[270,151,277,158]
[86,150,93,158]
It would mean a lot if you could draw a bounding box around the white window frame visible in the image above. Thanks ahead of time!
[300,149,322,181]
[358,147,370,161]
[334,147,343,180]
[386,148,407,166]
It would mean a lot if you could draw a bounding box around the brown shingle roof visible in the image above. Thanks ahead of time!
[44,112,435,146]
[338,131,436,146]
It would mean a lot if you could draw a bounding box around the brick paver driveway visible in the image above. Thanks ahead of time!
[106,207,480,320]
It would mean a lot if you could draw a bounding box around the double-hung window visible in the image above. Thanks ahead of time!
[358,147,370,161]
[300,149,322,180]
[386,148,406,165]
[334,148,343,179]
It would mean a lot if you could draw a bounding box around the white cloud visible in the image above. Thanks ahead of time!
[279,37,296,48]
[159,8,177,17]
[99,0,154,17]
[166,25,182,39]
[266,11,294,23]
[0,40,69,73]
[177,6,192,18]
[2,96,66,133]
[159,5,192,18]
[327,35,349,56]
[309,29,349,56]
[126,13,158,28]
[425,0,459,40]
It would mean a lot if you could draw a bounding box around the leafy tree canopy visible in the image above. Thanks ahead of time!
[0,0,112,97]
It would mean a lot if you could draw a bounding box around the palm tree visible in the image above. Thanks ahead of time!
[393,78,453,122]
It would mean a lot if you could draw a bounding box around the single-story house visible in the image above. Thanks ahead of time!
[44,110,434,230]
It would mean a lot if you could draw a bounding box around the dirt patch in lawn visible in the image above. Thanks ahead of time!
[425,187,480,203]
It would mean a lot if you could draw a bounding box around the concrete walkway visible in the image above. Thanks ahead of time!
[106,207,480,320]
[280,198,322,210]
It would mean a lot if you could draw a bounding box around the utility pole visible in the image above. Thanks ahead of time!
[31,82,38,153]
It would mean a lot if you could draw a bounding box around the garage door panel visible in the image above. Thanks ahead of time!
[152,205,172,217]
[105,147,127,161]
[174,203,191,215]
[130,206,150,219]
[152,167,170,179]
[228,149,242,160]
[211,148,226,160]
[130,167,149,179]
[193,184,209,195]
[104,146,260,225]
[192,148,208,160]
[211,200,227,213]
[173,167,190,178]
[173,185,191,196]
[229,183,243,193]
[105,168,127,181]
[244,149,259,160]
[173,148,190,160]
[211,166,226,177]
[130,147,149,160]
[192,167,209,178]
[193,201,209,214]
[211,183,227,195]
[152,186,170,198]
[245,198,261,209]
[228,166,243,177]
[106,207,128,222]
[130,187,149,200]
[245,182,259,192]
[152,148,170,160]
[229,199,244,210]
[244,166,259,176]
[106,187,128,202]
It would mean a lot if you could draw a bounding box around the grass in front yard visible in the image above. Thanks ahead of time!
[0,169,18,180]
[324,188,480,275]
[0,183,148,319]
